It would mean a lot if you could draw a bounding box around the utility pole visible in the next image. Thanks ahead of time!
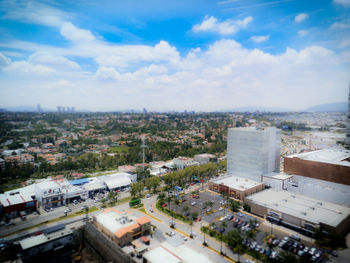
[141,135,148,172]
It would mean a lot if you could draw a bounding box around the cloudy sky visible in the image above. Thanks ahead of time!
[0,0,349,112]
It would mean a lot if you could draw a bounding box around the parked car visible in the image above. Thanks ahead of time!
[191,201,196,206]
[146,193,152,198]
[290,234,300,241]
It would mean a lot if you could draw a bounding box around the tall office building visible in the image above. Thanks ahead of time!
[346,82,350,145]
[227,127,281,182]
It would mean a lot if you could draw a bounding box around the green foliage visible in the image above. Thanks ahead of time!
[314,228,346,249]
[243,203,251,212]
[131,182,144,197]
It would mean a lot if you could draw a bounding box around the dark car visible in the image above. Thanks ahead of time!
[219,227,225,233]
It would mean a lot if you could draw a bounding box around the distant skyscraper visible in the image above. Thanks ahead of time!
[62,106,66,113]
[346,82,350,145]
[227,127,281,182]
[37,103,42,113]
[71,107,75,113]
[143,108,147,115]
[57,106,61,113]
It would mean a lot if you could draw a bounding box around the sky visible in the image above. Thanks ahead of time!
[0,0,349,112]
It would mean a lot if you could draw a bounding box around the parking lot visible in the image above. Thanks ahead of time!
[162,189,337,262]
[164,190,264,241]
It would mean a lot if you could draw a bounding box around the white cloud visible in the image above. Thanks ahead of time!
[333,0,350,7]
[60,22,96,42]
[0,53,11,67]
[192,16,253,35]
[0,0,70,27]
[250,35,270,43]
[298,30,308,37]
[295,13,309,23]
[29,52,80,70]
[95,66,121,80]
[339,38,350,48]
[330,22,350,30]
[3,61,54,75]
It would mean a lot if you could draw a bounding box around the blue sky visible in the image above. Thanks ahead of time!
[0,0,349,111]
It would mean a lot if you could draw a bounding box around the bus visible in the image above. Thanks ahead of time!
[129,198,141,207]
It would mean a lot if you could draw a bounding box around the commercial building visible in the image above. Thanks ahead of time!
[143,242,213,263]
[245,189,350,236]
[0,192,36,217]
[227,127,281,182]
[19,226,73,259]
[173,157,199,170]
[284,149,350,186]
[34,180,65,208]
[285,175,350,206]
[194,153,217,165]
[93,208,151,247]
[208,175,264,200]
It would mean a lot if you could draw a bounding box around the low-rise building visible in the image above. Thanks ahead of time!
[93,208,151,247]
[194,153,217,164]
[284,149,350,186]
[208,175,264,200]
[245,189,350,236]
[262,173,293,191]
[0,192,36,217]
[143,242,213,263]
[19,226,73,259]
[35,180,65,208]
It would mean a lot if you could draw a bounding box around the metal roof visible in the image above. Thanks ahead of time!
[246,189,350,227]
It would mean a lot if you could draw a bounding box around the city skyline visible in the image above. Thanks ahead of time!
[0,0,349,111]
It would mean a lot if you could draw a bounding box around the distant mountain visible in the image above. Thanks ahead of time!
[4,105,37,112]
[228,106,292,112]
[305,102,347,112]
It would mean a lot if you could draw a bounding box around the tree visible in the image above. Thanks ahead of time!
[191,211,198,221]
[131,182,144,197]
[226,230,243,262]
[220,221,227,254]
[182,206,189,217]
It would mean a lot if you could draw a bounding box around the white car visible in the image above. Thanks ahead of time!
[218,207,224,211]
[191,201,196,206]
[183,236,188,241]
[220,216,226,221]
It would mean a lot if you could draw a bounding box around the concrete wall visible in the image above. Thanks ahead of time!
[83,222,135,263]
[284,157,350,186]
[285,175,350,206]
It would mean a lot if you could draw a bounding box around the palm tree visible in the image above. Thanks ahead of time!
[220,221,227,255]
[183,206,189,217]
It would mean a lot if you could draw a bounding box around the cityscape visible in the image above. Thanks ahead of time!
[1,1,350,263]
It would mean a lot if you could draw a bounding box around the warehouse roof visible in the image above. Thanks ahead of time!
[69,178,89,186]
[143,242,213,263]
[102,176,131,189]
[0,193,34,207]
[20,228,72,250]
[285,149,350,167]
[246,189,350,227]
[210,175,264,190]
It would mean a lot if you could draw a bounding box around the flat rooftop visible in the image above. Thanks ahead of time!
[94,208,150,237]
[143,242,212,263]
[0,193,34,207]
[210,175,264,190]
[20,228,72,250]
[263,172,293,180]
[285,149,350,167]
[246,189,350,227]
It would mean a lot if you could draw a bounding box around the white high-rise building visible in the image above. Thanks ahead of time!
[227,127,281,181]
[346,82,350,145]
